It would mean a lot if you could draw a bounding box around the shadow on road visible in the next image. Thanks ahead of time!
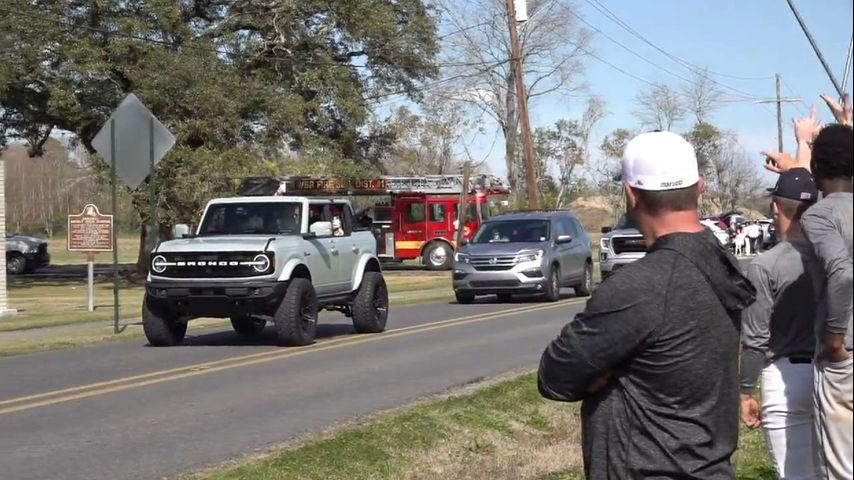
[451,291,581,305]
[174,323,357,348]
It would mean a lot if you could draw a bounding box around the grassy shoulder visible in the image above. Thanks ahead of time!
[47,235,140,266]
[0,274,452,357]
[192,372,774,480]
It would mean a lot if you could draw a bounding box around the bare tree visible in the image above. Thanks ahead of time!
[682,68,723,124]
[704,135,763,213]
[383,91,474,175]
[437,0,592,195]
[633,83,686,131]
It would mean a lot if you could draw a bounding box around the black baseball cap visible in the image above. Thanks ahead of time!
[767,168,819,203]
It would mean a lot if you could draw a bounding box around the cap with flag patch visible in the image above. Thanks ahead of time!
[767,167,818,203]
[621,131,700,191]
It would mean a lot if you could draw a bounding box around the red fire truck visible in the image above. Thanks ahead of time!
[239,175,510,270]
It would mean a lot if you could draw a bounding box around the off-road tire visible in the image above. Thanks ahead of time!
[352,272,389,334]
[574,262,594,297]
[544,265,561,302]
[6,253,26,275]
[230,315,267,336]
[455,291,475,304]
[423,242,452,270]
[142,294,188,346]
[274,278,318,346]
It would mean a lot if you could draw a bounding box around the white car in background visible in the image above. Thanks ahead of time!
[701,220,731,249]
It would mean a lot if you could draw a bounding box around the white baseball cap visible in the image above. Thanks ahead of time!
[621,131,699,191]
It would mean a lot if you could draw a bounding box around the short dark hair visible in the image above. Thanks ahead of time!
[773,195,811,220]
[634,183,699,214]
[811,124,853,181]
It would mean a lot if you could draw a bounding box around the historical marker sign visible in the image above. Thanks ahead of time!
[68,204,114,252]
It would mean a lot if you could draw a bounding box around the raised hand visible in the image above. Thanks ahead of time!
[820,93,853,126]
[794,105,822,143]
[761,150,799,174]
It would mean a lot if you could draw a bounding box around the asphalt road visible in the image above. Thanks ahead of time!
[0,293,588,480]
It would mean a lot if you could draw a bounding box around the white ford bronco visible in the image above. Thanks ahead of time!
[143,196,388,346]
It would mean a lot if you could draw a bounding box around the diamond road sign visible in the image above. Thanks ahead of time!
[92,94,175,188]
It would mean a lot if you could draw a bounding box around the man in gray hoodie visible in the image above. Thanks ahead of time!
[538,131,755,479]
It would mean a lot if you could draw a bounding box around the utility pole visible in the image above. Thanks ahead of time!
[455,162,471,248]
[504,0,539,209]
[785,0,844,97]
[776,74,784,152]
[755,74,800,152]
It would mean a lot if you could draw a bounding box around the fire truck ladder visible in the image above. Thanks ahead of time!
[381,174,507,194]
[238,174,509,196]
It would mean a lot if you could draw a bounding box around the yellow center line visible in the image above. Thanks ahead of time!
[0,299,586,415]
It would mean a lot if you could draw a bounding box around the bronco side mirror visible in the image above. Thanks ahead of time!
[601,226,613,234]
[173,224,191,238]
[309,221,333,237]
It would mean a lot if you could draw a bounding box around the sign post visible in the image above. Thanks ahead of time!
[68,204,114,314]
[91,94,175,333]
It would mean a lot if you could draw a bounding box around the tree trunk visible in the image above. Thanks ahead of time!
[136,223,175,273]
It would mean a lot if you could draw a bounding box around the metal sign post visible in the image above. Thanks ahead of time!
[110,119,120,332]
[91,94,175,333]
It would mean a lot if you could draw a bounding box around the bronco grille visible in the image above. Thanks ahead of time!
[150,252,274,278]
[611,237,646,255]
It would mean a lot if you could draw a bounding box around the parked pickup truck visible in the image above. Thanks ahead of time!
[599,215,646,280]
[144,196,388,347]
[6,234,50,274]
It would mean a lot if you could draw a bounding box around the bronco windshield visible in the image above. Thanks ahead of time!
[199,202,302,235]
[471,220,550,244]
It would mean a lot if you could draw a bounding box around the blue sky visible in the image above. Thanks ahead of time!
[434,0,854,183]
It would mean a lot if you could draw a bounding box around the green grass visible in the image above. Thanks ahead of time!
[195,373,582,480]
[3,278,145,331]
[47,235,140,266]
[193,372,776,480]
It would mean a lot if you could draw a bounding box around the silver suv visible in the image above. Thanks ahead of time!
[599,215,646,280]
[452,211,594,303]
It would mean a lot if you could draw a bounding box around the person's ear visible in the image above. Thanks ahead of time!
[696,178,706,196]
[624,182,638,210]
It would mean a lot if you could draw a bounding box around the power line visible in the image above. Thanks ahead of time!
[582,0,769,98]
[779,77,809,115]
[558,3,756,100]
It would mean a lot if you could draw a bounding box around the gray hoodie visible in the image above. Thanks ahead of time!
[539,230,755,479]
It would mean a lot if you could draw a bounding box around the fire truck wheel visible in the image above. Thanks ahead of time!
[142,294,187,346]
[423,242,453,270]
[273,278,318,346]
[352,272,389,333]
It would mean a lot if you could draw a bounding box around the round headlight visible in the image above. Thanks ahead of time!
[252,254,271,273]
[151,255,168,274]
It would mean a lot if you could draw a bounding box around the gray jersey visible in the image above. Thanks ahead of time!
[801,192,853,351]
[739,240,824,393]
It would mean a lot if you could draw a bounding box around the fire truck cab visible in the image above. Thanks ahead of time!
[387,191,488,270]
